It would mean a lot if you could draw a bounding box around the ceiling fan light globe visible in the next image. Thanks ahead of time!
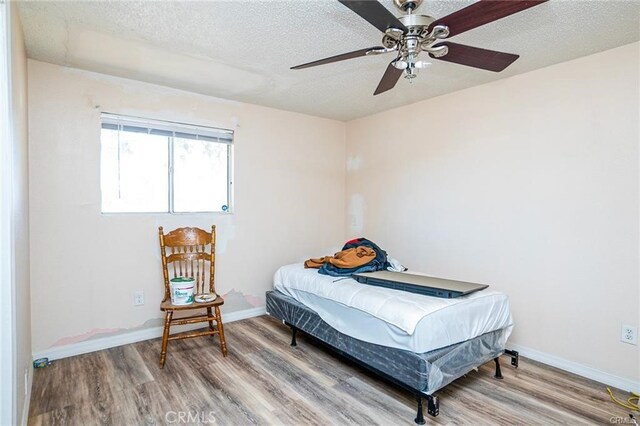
[393,60,408,70]
[415,60,431,69]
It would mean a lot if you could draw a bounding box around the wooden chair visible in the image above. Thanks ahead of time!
[158,225,228,368]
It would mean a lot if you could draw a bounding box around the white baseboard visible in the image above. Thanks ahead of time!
[20,365,32,426]
[34,309,638,395]
[32,306,266,361]
[508,343,640,394]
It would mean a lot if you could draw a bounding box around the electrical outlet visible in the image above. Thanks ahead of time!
[621,325,637,345]
[134,291,144,306]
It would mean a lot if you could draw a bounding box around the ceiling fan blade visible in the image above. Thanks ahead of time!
[291,46,384,70]
[374,61,403,95]
[429,0,548,38]
[429,42,519,72]
[339,0,408,34]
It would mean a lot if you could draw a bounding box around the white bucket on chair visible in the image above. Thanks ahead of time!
[170,277,195,305]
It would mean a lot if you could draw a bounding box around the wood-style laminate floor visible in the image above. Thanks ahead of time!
[29,315,632,425]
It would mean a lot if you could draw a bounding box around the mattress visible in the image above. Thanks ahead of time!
[274,263,513,353]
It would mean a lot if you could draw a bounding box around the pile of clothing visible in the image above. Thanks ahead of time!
[305,237,405,277]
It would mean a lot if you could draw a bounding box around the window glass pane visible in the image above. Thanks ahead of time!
[101,129,169,213]
[173,138,228,213]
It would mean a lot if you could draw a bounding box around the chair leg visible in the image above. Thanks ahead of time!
[214,306,228,357]
[206,307,215,334]
[159,311,173,369]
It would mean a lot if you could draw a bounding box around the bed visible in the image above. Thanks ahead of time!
[265,263,519,424]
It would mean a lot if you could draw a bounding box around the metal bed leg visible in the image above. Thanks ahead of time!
[426,395,439,417]
[290,326,298,347]
[415,397,425,424]
[505,349,519,368]
[494,357,503,379]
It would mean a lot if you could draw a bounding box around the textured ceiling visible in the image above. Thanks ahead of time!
[17,0,640,121]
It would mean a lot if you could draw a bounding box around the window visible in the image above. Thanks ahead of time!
[100,113,233,213]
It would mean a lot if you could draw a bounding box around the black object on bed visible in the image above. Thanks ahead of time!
[352,270,489,298]
[265,290,519,424]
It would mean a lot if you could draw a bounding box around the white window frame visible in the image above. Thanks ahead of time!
[100,113,234,214]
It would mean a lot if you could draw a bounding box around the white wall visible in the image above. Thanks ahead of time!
[25,34,639,393]
[28,60,346,353]
[346,43,639,384]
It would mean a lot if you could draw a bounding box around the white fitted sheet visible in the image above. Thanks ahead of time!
[274,263,513,353]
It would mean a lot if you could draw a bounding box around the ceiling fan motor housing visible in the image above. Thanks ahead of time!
[383,14,436,48]
[398,14,434,37]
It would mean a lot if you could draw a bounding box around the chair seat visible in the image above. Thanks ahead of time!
[160,296,224,311]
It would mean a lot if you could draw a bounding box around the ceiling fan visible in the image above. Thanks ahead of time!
[291,0,548,95]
